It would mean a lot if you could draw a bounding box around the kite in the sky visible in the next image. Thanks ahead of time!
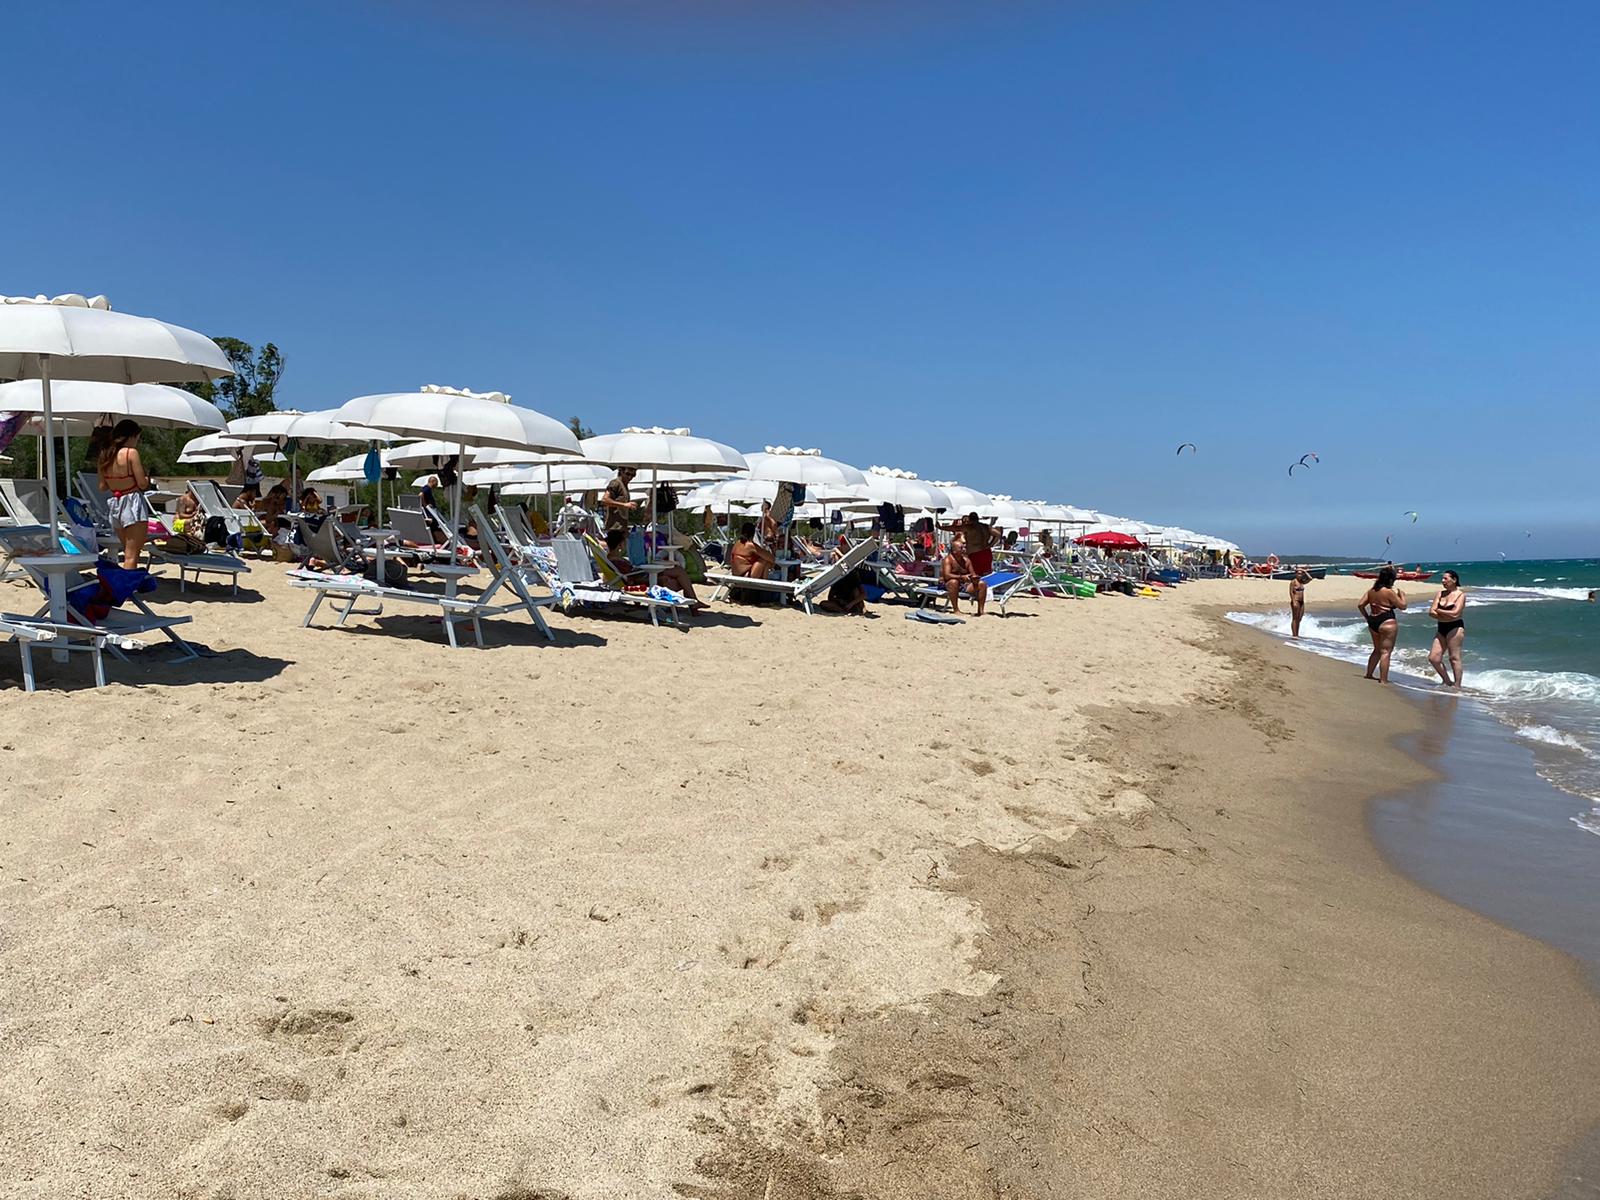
[1299,452,1320,467]
[1175,442,1196,456]
[1404,510,1419,523]
[1288,462,1303,476]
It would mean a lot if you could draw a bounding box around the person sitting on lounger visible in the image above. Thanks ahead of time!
[171,490,201,537]
[229,484,265,554]
[942,535,988,616]
[602,529,703,604]
[730,521,776,580]
[298,487,323,516]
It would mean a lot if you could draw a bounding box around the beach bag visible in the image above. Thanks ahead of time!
[655,482,678,514]
[364,557,407,588]
[203,515,229,546]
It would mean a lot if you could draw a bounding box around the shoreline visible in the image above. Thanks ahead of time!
[696,606,1600,1199]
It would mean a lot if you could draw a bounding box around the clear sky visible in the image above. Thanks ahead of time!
[8,0,1596,558]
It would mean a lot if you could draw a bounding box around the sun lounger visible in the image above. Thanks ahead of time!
[468,507,556,641]
[288,566,493,649]
[704,535,882,615]
[389,508,456,562]
[548,536,692,628]
[906,568,1031,616]
[0,526,199,666]
[0,613,118,691]
[189,480,265,544]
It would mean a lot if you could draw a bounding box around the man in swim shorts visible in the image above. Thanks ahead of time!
[942,512,1000,578]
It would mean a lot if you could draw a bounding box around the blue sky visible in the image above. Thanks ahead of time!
[8,0,1596,557]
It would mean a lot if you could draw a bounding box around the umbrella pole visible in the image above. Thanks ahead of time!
[453,440,466,559]
[544,463,552,531]
[39,356,61,552]
[39,355,71,664]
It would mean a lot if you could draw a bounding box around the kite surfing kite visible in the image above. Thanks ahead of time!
[1299,452,1319,467]
[1175,442,1196,456]
[1403,510,1419,523]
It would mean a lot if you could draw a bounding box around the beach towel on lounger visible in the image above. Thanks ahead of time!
[66,562,158,623]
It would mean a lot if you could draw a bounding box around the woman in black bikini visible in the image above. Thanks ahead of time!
[1428,570,1466,689]
[1357,565,1406,683]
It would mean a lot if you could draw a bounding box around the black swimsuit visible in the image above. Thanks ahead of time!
[1365,600,1397,631]
[1436,594,1464,637]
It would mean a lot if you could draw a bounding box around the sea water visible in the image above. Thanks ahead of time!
[1229,558,1600,841]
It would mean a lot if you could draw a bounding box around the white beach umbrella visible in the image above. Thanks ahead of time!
[383,440,486,470]
[582,428,748,556]
[0,379,225,434]
[857,466,952,514]
[335,386,580,544]
[0,293,232,563]
[927,481,992,516]
[222,409,399,498]
[500,463,617,496]
[743,447,867,492]
[178,447,285,465]
[179,431,276,462]
[305,455,370,484]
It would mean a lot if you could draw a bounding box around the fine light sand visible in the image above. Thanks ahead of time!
[0,565,1590,1199]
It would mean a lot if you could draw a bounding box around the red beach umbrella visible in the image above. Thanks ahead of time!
[1077,530,1144,549]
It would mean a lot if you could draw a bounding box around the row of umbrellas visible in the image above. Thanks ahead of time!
[0,296,1240,560]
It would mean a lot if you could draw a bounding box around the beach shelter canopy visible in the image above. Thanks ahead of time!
[0,294,233,385]
[0,293,233,559]
[927,481,992,514]
[335,387,580,457]
[179,431,275,461]
[222,409,398,447]
[0,379,225,433]
[335,386,579,542]
[1077,530,1144,549]
[582,428,747,474]
[857,467,951,513]
[743,447,867,491]
[383,440,487,470]
[500,463,617,496]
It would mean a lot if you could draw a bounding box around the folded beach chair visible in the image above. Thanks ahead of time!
[704,535,881,615]
[549,536,692,629]
[298,516,365,573]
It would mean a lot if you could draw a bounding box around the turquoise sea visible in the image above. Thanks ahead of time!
[1230,558,1600,840]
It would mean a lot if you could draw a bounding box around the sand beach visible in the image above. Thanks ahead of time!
[3,571,1595,1199]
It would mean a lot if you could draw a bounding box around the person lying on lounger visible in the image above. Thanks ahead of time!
[942,535,988,616]
[602,529,703,605]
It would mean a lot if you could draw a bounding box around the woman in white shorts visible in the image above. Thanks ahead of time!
[97,419,152,569]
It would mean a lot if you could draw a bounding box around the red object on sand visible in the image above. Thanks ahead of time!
[1077,530,1144,549]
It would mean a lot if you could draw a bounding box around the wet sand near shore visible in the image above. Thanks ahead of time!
[1,571,1594,1198]
[688,616,1600,1200]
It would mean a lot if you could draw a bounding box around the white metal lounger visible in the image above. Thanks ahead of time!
[0,526,199,667]
[704,535,881,615]
[288,568,491,649]
[0,614,117,691]
[189,480,265,542]
[546,536,691,629]
[467,507,557,641]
